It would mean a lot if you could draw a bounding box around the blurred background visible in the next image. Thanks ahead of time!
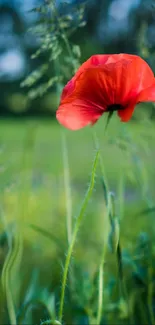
[0,0,155,117]
[0,1,155,324]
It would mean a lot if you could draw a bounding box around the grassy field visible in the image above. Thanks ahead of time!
[0,108,155,324]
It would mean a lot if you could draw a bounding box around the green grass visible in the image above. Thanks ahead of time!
[0,108,155,324]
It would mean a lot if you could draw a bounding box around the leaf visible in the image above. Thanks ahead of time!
[108,218,120,253]
[20,64,48,88]
[135,207,155,217]
[72,45,81,58]
[27,76,62,99]
[29,223,64,249]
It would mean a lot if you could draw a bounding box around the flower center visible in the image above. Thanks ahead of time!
[107,104,124,111]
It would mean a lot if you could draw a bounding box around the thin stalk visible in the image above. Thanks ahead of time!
[1,235,17,325]
[147,261,155,325]
[93,129,111,325]
[1,123,36,325]
[96,263,104,325]
[96,192,111,325]
[92,130,109,203]
[58,150,99,323]
[116,242,132,325]
[61,133,72,244]
[104,111,114,135]
[50,0,78,72]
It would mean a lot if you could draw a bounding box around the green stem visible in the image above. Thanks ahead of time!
[116,242,132,325]
[1,228,23,325]
[92,131,109,203]
[2,244,17,325]
[58,150,99,323]
[96,194,111,325]
[62,133,72,244]
[104,111,114,135]
[96,262,104,325]
[1,123,36,325]
[50,0,78,72]
[147,263,155,325]
[93,130,111,325]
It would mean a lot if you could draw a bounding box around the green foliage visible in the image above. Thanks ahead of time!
[0,116,155,324]
[1,1,155,324]
[21,0,86,100]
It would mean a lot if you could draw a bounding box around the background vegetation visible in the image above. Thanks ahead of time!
[0,0,155,324]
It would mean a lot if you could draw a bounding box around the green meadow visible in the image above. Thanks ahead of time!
[0,105,155,324]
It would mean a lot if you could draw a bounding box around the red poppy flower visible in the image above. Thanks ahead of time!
[56,54,155,130]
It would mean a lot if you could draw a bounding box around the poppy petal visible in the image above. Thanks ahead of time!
[84,53,138,67]
[117,56,155,105]
[63,60,133,107]
[56,99,103,130]
[137,82,155,103]
[60,54,133,101]
[60,54,148,103]
[61,56,153,110]
[60,55,112,101]
[61,79,75,101]
[62,67,110,109]
[117,104,135,122]
[57,60,133,130]
[57,54,155,129]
